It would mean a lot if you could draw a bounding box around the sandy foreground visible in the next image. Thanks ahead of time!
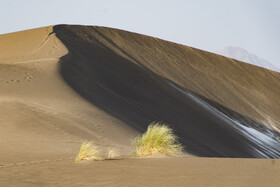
[0,157,279,186]
[1,25,280,186]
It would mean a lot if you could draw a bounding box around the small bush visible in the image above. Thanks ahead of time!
[75,141,104,161]
[133,122,183,157]
[107,148,119,159]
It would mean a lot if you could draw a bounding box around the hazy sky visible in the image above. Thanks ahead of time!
[1,0,279,66]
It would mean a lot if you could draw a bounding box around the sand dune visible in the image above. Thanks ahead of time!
[215,46,280,73]
[1,25,280,185]
[54,25,280,157]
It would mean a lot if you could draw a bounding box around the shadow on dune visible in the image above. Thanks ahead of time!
[54,25,280,158]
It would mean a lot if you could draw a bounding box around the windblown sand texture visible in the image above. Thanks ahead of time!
[1,25,280,186]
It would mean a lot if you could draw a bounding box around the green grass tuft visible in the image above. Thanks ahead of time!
[75,141,104,161]
[133,122,183,157]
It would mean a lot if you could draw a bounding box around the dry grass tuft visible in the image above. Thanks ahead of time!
[133,122,183,157]
[75,141,104,161]
[107,148,119,159]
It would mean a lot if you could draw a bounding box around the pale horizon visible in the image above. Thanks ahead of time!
[1,0,279,67]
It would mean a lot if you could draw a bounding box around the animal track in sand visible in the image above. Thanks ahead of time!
[0,72,32,84]
[0,158,72,169]
[68,112,106,140]
[34,27,59,55]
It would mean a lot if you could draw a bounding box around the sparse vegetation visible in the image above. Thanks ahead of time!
[107,148,119,159]
[75,141,104,161]
[133,122,183,157]
[75,123,182,161]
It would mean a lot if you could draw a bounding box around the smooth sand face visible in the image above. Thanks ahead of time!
[1,25,280,185]
[53,25,280,157]
[87,26,280,131]
[0,26,138,166]
[1,157,280,186]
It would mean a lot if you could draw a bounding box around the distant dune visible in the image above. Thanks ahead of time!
[216,46,280,72]
[1,25,280,185]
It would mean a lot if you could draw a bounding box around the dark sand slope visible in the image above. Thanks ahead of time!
[54,25,280,158]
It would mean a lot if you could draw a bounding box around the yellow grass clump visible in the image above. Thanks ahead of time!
[75,141,104,161]
[107,148,119,159]
[133,122,183,157]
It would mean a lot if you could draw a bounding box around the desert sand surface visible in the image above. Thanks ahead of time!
[1,157,280,186]
[1,25,280,186]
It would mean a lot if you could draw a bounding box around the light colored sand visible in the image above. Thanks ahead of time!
[1,157,279,186]
[0,26,138,165]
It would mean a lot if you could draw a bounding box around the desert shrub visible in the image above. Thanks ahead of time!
[107,148,119,159]
[75,141,104,161]
[133,122,183,156]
